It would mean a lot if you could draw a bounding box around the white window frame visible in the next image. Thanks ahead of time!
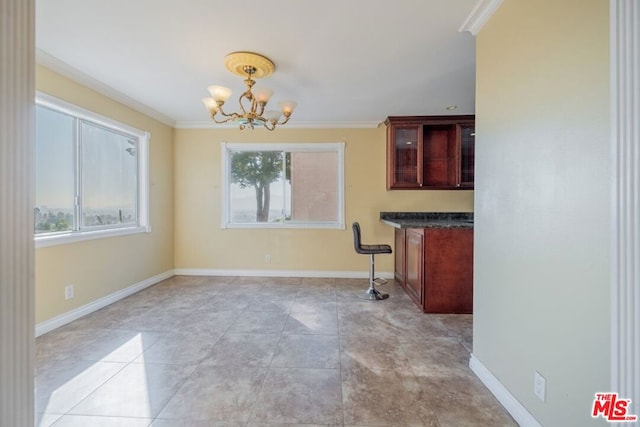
[221,142,345,229]
[35,92,151,248]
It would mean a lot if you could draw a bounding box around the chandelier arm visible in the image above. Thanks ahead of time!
[215,105,236,118]
[264,121,276,131]
[210,114,235,124]
[238,92,252,115]
[276,115,292,126]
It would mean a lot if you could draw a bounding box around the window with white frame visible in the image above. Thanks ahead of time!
[35,93,150,247]
[221,142,345,229]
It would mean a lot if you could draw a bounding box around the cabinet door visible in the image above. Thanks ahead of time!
[387,124,423,189]
[422,125,456,188]
[424,228,473,313]
[394,228,406,285]
[458,125,475,188]
[405,229,424,308]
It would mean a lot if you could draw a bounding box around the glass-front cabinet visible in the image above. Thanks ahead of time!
[387,123,423,188]
[459,124,475,188]
[385,116,475,190]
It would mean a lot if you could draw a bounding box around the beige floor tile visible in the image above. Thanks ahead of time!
[284,304,338,335]
[48,415,152,426]
[35,413,62,427]
[227,311,288,334]
[68,362,196,418]
[36,359,126,414]
[340,333,414,374]
[156,365,267,422]
[433,394,518,427]
[271,334,340,369]
[152,420,244,427]
[200,333,280,367]
[342,367,438,426]
[245,295,296,313]
[34,275,516,426]
[400,336,471,378]
[249,368,343,425]
[171,308,240,335]
[132,331,222,364]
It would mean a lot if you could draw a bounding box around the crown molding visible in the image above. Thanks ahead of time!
[174,120,382,129]
[36,49,175,127]
[459,0,504,36]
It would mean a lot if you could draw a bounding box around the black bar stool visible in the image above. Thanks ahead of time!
[352,222,392,300]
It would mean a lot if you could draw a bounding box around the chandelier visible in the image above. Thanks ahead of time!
[202,52,297,131]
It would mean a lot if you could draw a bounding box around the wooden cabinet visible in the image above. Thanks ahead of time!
[395,227,473,313]
[404,229,424,308]
[386,116,475,190]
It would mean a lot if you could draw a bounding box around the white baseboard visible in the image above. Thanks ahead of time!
[35,269,175,337]
[469,354,542,427]
[173,268,394,279]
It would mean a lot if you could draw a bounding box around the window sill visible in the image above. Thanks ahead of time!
[222,222,345,230]
[35,225,151,248]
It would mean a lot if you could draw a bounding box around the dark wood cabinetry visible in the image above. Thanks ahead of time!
[404,229,424,307]
[394,227,473,313]
[386,116,475,190]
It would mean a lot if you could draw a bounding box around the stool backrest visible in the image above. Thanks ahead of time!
[352,222,363,252]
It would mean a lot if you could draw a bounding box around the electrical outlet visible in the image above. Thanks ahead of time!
[64,284,74,300]
[534,371,546,402]
[264,254,271,263]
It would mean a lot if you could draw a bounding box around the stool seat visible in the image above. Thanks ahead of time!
[352,222,392,301]
[355,244,392,255]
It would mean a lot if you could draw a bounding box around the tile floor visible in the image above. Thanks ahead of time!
[36,276,516,426]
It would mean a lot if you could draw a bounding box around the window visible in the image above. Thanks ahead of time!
[221,142,345,229]
[35,93,150,247]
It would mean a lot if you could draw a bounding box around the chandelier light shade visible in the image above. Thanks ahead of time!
[202,52,297,130]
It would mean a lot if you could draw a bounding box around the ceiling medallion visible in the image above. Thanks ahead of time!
[202,52,297,131]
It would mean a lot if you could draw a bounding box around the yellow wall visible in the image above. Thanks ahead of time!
[474,0,609,425]
[35,65,175,323]
[174,127,473,273]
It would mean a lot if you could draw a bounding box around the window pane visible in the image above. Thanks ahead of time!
[226,147,340,226]
[229,151,288,223]
[35,106,75,234]
[290,151,338,222]
[81,122,137,227]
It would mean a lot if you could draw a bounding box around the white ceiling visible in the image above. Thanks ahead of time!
[35,0,479,128]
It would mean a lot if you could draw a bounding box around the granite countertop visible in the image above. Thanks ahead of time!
[379,212,474,229]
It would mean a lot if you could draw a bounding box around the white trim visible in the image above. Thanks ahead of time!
[35,270,174,337]
[221,142,345,230]
[36,49,175,127]
[459,0,504,36]
[35,225,151,248]
[174,120,382,129]
[37,92,149,138]
[174,268,394,279]
[34,92,151,246]
[469,354,542,427]
[610,0,640,415]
